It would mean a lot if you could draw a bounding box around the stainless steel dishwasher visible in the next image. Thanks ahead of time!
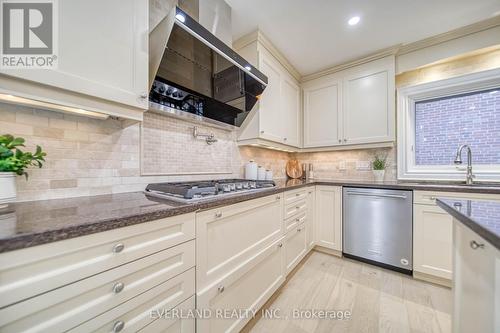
[343,187,413,274]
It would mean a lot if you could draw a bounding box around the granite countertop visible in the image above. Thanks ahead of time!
[1,178,500,253]
[436,198,500,251]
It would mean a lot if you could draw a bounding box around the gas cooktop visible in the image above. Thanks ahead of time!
[144,179,276,202]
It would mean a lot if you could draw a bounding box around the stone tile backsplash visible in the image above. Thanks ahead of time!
[1,102,395,201]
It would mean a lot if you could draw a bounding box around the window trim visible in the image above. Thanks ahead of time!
[397,68,500,182]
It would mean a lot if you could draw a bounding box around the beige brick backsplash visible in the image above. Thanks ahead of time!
[1,101,398,201]
[50,179,78,189]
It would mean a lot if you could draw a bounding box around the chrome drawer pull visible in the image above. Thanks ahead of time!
[113,282,125,294]
[218,285,225,293]
[112,243,125,253]
[277,243,283,248]
[295,206,300,209]
[276,195,281,200]
[297,227,302,232]
[113,321,125,333]
[215,211,223,218]
[295,193,300,196]
[470,240,485,250]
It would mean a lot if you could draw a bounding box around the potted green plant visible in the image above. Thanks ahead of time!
[0,134,46,207]
[372,155,387,182]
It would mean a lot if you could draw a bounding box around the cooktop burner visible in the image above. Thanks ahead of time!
[144,179,276,202]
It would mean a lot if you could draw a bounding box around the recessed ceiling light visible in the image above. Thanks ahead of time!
[175,13,186,23]
[348,16,360,26]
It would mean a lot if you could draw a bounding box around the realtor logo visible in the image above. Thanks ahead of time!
[1,0,58,68]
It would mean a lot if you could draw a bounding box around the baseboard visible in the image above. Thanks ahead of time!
[413,271,452,288]
[313,245,342,257]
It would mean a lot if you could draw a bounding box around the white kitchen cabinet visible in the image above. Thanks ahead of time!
[342,57,395,145]
[138,296,195,333]
[285,223,307,274]
[235,33,301,148]
[196,238,285,333]
[315,186,342,252]
[413,204,454,281]
[306,187,316,249]
[303,77,342,147]
[196,193,283,290]
[0,0,149,120]
[453,221,499,333]
[413,190,500,285]
[302,56,395,148]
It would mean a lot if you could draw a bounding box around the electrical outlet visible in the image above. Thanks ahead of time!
[356,160,371,171]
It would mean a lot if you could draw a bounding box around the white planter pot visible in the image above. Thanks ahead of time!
[373,170,385,182]
[0,172,17,208]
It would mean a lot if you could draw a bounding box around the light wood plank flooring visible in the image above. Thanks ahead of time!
[249,251,452,333]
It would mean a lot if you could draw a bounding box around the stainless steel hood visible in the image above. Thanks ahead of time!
[148,1,267,128]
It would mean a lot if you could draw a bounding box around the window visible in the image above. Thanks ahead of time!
[398,68,500,182]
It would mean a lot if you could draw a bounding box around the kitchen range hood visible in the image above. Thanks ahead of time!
[148,5,268,128]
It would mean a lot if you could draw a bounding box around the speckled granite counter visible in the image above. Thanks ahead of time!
[1,178,500,253]
[436,198,500,251]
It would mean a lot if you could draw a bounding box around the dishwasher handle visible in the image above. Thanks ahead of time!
[345,190,408,200]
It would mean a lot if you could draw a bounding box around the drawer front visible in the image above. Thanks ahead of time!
[0,213,195,308]
[138,296,195,333]
[196,194,283,290]
[414,190,500,205]
[0,241,195,332]
[285,223,307,274]
[284,198,307,220]
[197,237,285,333]
[285,211,306,233]
[69,268,195,333]
[284,188,307,205]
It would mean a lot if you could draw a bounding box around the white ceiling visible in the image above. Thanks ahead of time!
[226,0,500,75]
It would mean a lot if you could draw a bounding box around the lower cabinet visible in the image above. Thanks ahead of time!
[314,186,342,252]
[138,296,196,333]
[196,238,286,333]
[413,204,453,281]
[285,222,307,274]
[453,221,499,333]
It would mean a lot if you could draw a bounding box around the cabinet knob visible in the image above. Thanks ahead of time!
[297,227,302,232]
[470,240,485,250]
[338,139,342,143]
[215,211,223,218]
[276,195,281,200]
[218,285,225,293]
[430,196,436,201]
[112,243,125,253]
[260,130,265,134]
[344,138,347,142]
[113,321,125,333]
[295,193,300,197]
[113,282,125,294]
[284,137,287,141]
[277,243,283,248]
[139,92,148,99]
[295,206,300,209]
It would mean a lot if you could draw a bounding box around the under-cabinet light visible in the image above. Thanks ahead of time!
[0,94,109,120]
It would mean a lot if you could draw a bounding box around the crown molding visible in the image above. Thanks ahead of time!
[301,45,400,82]
[397,15,500,56]
[233,30,302,81]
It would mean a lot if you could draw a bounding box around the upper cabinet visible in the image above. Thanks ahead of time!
[235,32,302,148]
[303,56,395,148]
[0,0,149,121]
[303,76,342,147]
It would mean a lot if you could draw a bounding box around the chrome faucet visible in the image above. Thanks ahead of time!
[454,144,474,185]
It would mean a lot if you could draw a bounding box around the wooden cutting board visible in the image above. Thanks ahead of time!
[286,159,303,179]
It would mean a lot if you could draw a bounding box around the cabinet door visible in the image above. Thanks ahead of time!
[258,51,283,143]
[285,223,307,274]
[196,238,285,333]
[413,204,453,280]
[315,186,342,251]
[0,0,149,110]
[306,187,316,249]
[303,79,342,147]
[281,74,301,147]
[453,222,499,333]
[342,58,395,145]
